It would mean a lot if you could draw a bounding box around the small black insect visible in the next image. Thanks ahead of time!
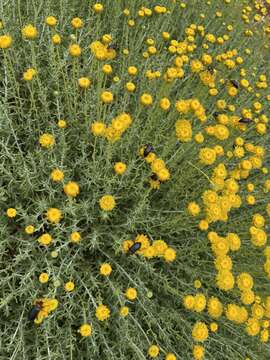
[143,144,154,157]
[229,79,239,89]
[150,173,158,181]
[128,242,141,255]
[239,117,252,124]
[28,301,43,321]
[107,44,118,51]
[213,112,220,118]
[207,65,215,74]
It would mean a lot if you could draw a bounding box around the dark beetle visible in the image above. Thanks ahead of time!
[213,112,220,118]
[239,117,252,124]
[143,144,154,157]
[107,43,118,51]
[128,242,141,255]
[150,173,158,181]
[229,79,239,89]
[28,301,42,321]
[207,65,215,74]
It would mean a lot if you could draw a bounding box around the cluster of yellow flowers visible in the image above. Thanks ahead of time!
[2,0,270,358]
[90,40,116,61]
[139,146,171,188]
[122,234,176,262]
[175,98,207,125]
[91,112,132,142]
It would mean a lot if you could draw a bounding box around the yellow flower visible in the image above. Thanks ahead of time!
[78,77,91,89]
[70,231,81,243]
[6,208,17,218]
[99,195,116,211]
[192,321,209,342]
[207,296,223,319]
[128,66,138,75]
[227,86,238,97]
[101,91,114,104]
[45,16,57,26]
[25,225,35,234]
[122,240,134,253]
[64,281,75,292]
[47,298,58,311]
[165,353,176,360]
[261,329,269,343]
[237,273,253,291]
[71,17,83,29]
[226,233,241,251]
[100,263,112,276]
[246,317,260,336]
[152,240,168,255]
[111,118,125,132]
[93,3,104,13]
[102,64,113,74]
[142,246,155,258]
[226,304,248,324]
[38,233,53,246]
[252,213,265,228]
[151,158,165,173]
[125,82,136,92]
[183,295,195,310]
[159,97,171,111]
[198,219,208,231]
[193,345,205,360]
[78,324,92,337]
[175,119,192,142]
[156,168,170,182]
[250,227,267,247]
[140,93,153,106]
[125,287,137,300]
[69,44,81,57]
[95,304,110,321]
[0,34,12,49]
[46,208,62,224]
[23,68,37,81]
[175,100,190,113]
[164,247,176,262]
[187,202,200,216]
[63,181,80,197]
[39,133,55,148]
[119,306,129,317]
[216,270,235,291]
[210,322,218,332]
[39,272,49,284]
[190,59,204,72]
[214,255,232,271]
[194,293,206,312]
[22,24,38,39]
[199,147,216,165]
[58,119,67,128]
[252,303,264,319]
[241,290,255,305]
[114,162,127,175]
[148,345,160,358]
[50,168,64,182]
[102,33,112,44]
[52,34,61,45]
[91,121,106,136]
